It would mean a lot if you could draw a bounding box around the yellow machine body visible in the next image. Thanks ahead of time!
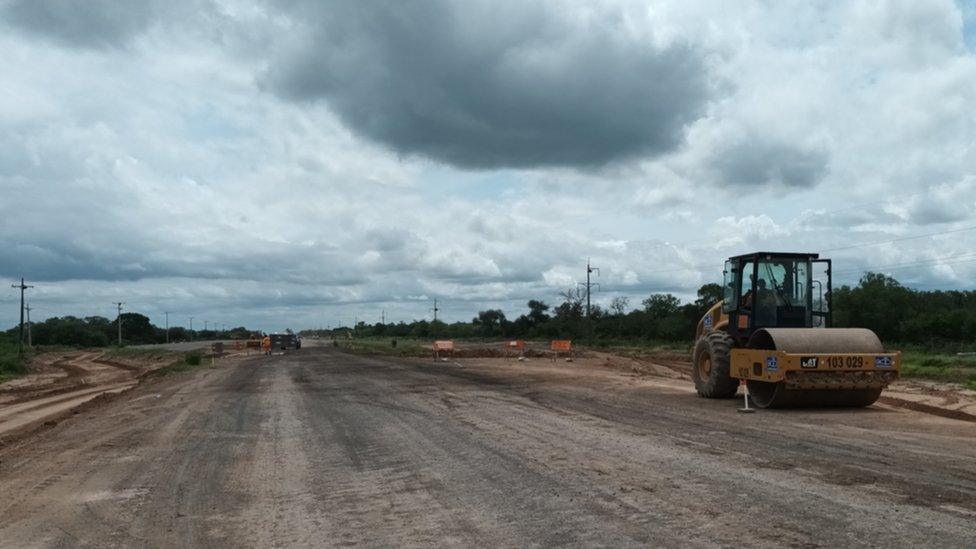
[693,300,901,407]
[729,348,900,388]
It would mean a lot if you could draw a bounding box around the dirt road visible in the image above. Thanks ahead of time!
[1,347,974,547]
[0,350,173,439]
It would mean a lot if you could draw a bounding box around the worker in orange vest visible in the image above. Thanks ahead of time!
[261,335,272,356]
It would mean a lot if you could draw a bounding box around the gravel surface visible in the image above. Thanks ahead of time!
[1,347,974,547]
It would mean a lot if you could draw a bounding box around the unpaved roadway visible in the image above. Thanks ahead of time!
[0,351,170,439]
[1,347,975,548]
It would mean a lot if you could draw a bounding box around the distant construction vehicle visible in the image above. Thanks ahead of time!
[269,333,301,351]
[693,252,900,408]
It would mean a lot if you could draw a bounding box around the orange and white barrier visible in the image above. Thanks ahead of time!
[432,340,455,361]
[506,340,526,360]
[550,340,572,362]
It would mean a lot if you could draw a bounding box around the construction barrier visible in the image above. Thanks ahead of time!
[506,340,526,360]
[551,340,572,362]
[433,340,455,361]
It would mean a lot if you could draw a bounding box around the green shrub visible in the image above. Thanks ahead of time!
[185,352,202,366]
[0,336,26,381]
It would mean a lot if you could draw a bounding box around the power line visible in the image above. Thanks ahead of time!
[833,251,976,273]
[643,185,960,253]
[800,187,944,216]
[833,253,976,276]
[599,224,976,280]
[598,240,976,297]
[639,184,976,270]
[818,225,976,253]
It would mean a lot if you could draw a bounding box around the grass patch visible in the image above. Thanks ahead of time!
[899,349,976,387]
[145,351,204,378]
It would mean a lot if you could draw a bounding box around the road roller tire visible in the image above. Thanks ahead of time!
[747,380,883,408]
[692,331,738,398]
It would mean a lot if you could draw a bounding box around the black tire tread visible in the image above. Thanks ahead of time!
[692,331,739,398]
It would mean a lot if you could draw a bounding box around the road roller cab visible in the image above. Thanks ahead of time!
[693,252,901,408]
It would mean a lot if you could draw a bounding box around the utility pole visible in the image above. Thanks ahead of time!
[204,319,209,332]
[429,299,440,337]
[11,278,33,356]
[114,302,125,347]
[578,259,600,345]
[381,310,385,324]
[164,311,170,343]
[189,317,194,339]
[25,301,33,348]
[579,259,600,319]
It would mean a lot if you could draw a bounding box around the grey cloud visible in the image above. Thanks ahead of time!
[707,135,829,188]
[904,181,976,225]
[266,0,712,169]
[907,200,971,225]
[0,239,366,286]
[0,0,163,49]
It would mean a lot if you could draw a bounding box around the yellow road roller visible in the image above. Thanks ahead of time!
[693,252,900,408]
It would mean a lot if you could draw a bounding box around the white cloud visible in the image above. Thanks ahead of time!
[1,0,975,330]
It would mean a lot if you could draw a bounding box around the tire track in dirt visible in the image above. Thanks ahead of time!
[0,351,173,440]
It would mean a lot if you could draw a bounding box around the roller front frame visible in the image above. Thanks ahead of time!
[730,348,901,386]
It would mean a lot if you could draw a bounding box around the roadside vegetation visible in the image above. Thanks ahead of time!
[0,333,26,382]
[2,314,260,348]
[146,351,205,378]
[900,350,976,390]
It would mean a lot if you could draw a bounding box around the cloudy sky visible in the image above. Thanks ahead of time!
[2,0,975,332]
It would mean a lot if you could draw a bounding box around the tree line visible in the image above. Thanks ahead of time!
[3,313,256,347]
[7,272,975,349]
[832,273,976,347]
[307,273,976,348]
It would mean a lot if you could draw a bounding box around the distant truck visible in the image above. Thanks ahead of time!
[269,333,301,350]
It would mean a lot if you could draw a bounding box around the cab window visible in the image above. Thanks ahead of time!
[753,257,811,327]
[722,260,735,313]
[739,261,755,310]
